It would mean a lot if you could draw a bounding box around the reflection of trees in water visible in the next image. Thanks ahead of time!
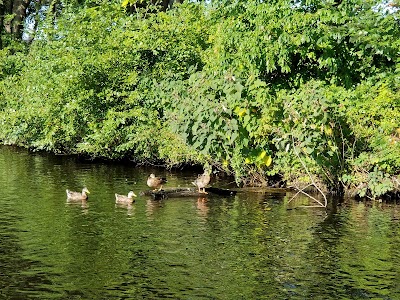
[0,147,57,297]
[296,201,400,299]
[220,192,342,298]
[0,214,56,298]
[62,204,114,299]
[3,145,400,298]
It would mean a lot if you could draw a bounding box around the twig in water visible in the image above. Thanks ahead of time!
[288,184,312,203]
[291,186,325,207]
[291,136,327,207]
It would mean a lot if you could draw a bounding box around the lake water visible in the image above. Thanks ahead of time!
[1,145,400,299]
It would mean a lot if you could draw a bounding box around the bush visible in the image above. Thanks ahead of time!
[0,0,399,198]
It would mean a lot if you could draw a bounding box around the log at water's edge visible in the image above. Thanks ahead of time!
[206,187,237,196]
[140,187,237,200]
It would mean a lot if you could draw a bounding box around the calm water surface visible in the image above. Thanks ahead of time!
[1,145,400,299]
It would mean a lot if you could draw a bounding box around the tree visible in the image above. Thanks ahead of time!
[123,0,184,13]
[1,0,30,39]
[0,0,398,198]
[0,0,186,47]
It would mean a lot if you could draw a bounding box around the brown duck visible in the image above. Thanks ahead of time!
[147,174,167,191]
[115,191,137,204]
[192,172,211,194]
[66,187,90,200]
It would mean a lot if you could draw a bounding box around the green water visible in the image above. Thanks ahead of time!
[1,145,400,299]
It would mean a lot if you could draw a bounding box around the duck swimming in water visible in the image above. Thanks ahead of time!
[115,191,137,204]
[66,187,90,200]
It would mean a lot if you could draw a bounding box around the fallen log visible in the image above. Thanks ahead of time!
[140,187,237,200]
[206,187,237,196]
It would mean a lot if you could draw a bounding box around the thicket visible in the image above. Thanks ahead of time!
[0,0,399,199]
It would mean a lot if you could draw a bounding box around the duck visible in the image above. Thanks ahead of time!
[192,171,211,194]
[115,191,137,204]
[66,187,90,200]
[147,174,167,191]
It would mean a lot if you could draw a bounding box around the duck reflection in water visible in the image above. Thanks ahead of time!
[66,187,90,213]
[146,199,164,219]
[115,191,137,216]
[115,202,135,216]
[66,197,89,214]
[197,197,209,219]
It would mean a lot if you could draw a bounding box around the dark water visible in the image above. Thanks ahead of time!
[1,146,400,299]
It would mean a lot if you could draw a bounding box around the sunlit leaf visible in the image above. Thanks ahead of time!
[264,155,272,166]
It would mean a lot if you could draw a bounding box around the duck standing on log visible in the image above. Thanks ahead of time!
[147,174,167,191]
[193,169,211,194]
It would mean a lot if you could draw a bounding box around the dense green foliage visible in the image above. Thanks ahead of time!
[0,0,399,198]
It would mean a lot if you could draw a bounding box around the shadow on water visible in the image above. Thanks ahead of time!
[1,145,400,299]
[0,191,61,299]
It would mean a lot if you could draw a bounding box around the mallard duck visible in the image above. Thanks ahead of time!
[66,187,90,200]
[192,172,211,194]
[147,174,167,191]
[115,191,137,204]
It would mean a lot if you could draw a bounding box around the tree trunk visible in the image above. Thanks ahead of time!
[2,0,29,39]
[11,0,29,38]
[0,4,3,48]
[3,0,13,34]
